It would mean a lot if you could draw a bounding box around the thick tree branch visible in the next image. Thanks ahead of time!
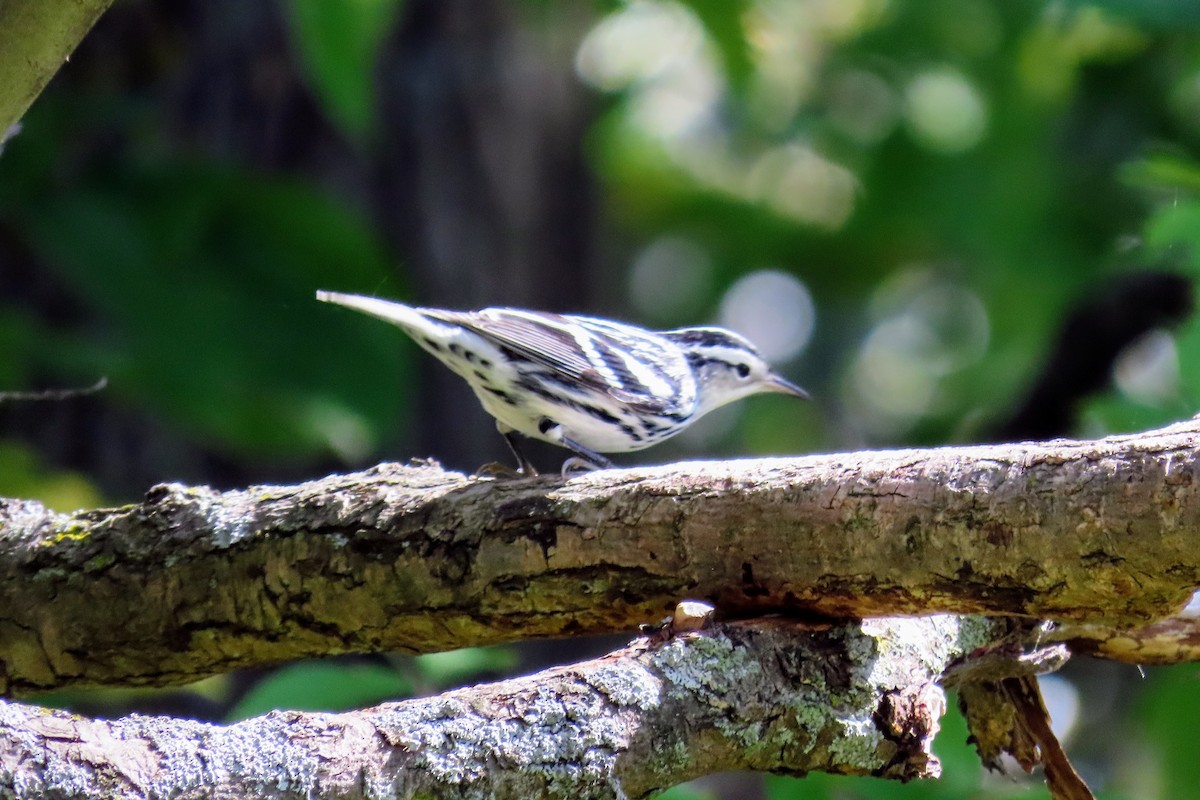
[4,420,1200,695]
[0,0,114,138]
[0,616,1010,800]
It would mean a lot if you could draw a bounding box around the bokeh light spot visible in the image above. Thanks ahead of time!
[627,62,721,141]
[576,1,720,142]
[847,272,990,437]
[904,68,988,154]
[1114,329,1179,403]
[748,144,859,229]
[905,284,990,374]
[827,69,900,145]
[719,270,815,362]
[851,315,940,422]
[1039,674,1081,744]
[305,399,375,463]
[628,236,714,324]
[575,1,705,92]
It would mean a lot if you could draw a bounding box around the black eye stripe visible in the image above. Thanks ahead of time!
[686,353,726,371]
[688,352,755,377]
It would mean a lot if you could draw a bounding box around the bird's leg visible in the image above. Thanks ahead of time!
[474,426,539,478]
[501,428,539,476]
[560,436,613,477]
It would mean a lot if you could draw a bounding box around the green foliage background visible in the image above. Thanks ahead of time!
[4,0,1200,797]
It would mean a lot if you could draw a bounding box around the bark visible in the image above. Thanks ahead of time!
[0,0,114,138]
[1061,605,1200,664]
[0,616,1003,800]
[4,419,1200,696]
[955,676,1093,800]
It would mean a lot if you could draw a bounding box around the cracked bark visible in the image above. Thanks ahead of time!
[0,616,1009,800]
[4,420,1200,695]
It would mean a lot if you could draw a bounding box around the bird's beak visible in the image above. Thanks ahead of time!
[766,373,811,400]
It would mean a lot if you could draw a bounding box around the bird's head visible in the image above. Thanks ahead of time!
[663,327,810,415]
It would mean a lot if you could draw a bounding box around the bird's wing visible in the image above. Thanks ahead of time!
[425,308,691,415]
[424,308,599,381]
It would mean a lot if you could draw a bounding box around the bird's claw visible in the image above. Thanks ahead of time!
[560,457,603,478]
[473,461,538,479]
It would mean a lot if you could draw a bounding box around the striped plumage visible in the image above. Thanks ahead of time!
[317,291,809,474]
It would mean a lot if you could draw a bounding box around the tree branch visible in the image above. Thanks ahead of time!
[0,616,1009,800]
[4,419,1200,695]
[0,0,115,138]
[1060,603,1200,664]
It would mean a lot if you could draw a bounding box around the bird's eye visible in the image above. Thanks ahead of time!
[735,363,751,378]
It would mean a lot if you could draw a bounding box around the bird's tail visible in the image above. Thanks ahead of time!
[316,291,429,332]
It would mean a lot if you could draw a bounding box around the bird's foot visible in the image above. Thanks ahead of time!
[559,436,613,478]
[560,457,606,477]
[473,461,538,479]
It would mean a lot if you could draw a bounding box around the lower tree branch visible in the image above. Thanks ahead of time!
[1060,601,1200,663]
[0,615,1009,800]
[4,419,1200,695]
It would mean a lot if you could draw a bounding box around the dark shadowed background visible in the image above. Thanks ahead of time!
[4,1,1200,797]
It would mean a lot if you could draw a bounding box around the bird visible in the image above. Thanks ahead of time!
[317,291,810,475]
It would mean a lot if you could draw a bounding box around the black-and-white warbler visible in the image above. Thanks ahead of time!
[317,291,810,475]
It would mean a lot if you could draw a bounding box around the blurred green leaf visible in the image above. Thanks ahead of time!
[35,674,231,717]
[682,0,753,96]
[285,0,405,141]
[1120,153,1200,194]
[0,440,105,512]
[658,784,718,800]
[1063,0,1200,28]
[414,646,519,690]
[1143,200,1200,270]
[11,162,407,460]
[740,395,827,455]
[1079,391,1191,438]
[1138,665,1200,798]
[227,661,412,721]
